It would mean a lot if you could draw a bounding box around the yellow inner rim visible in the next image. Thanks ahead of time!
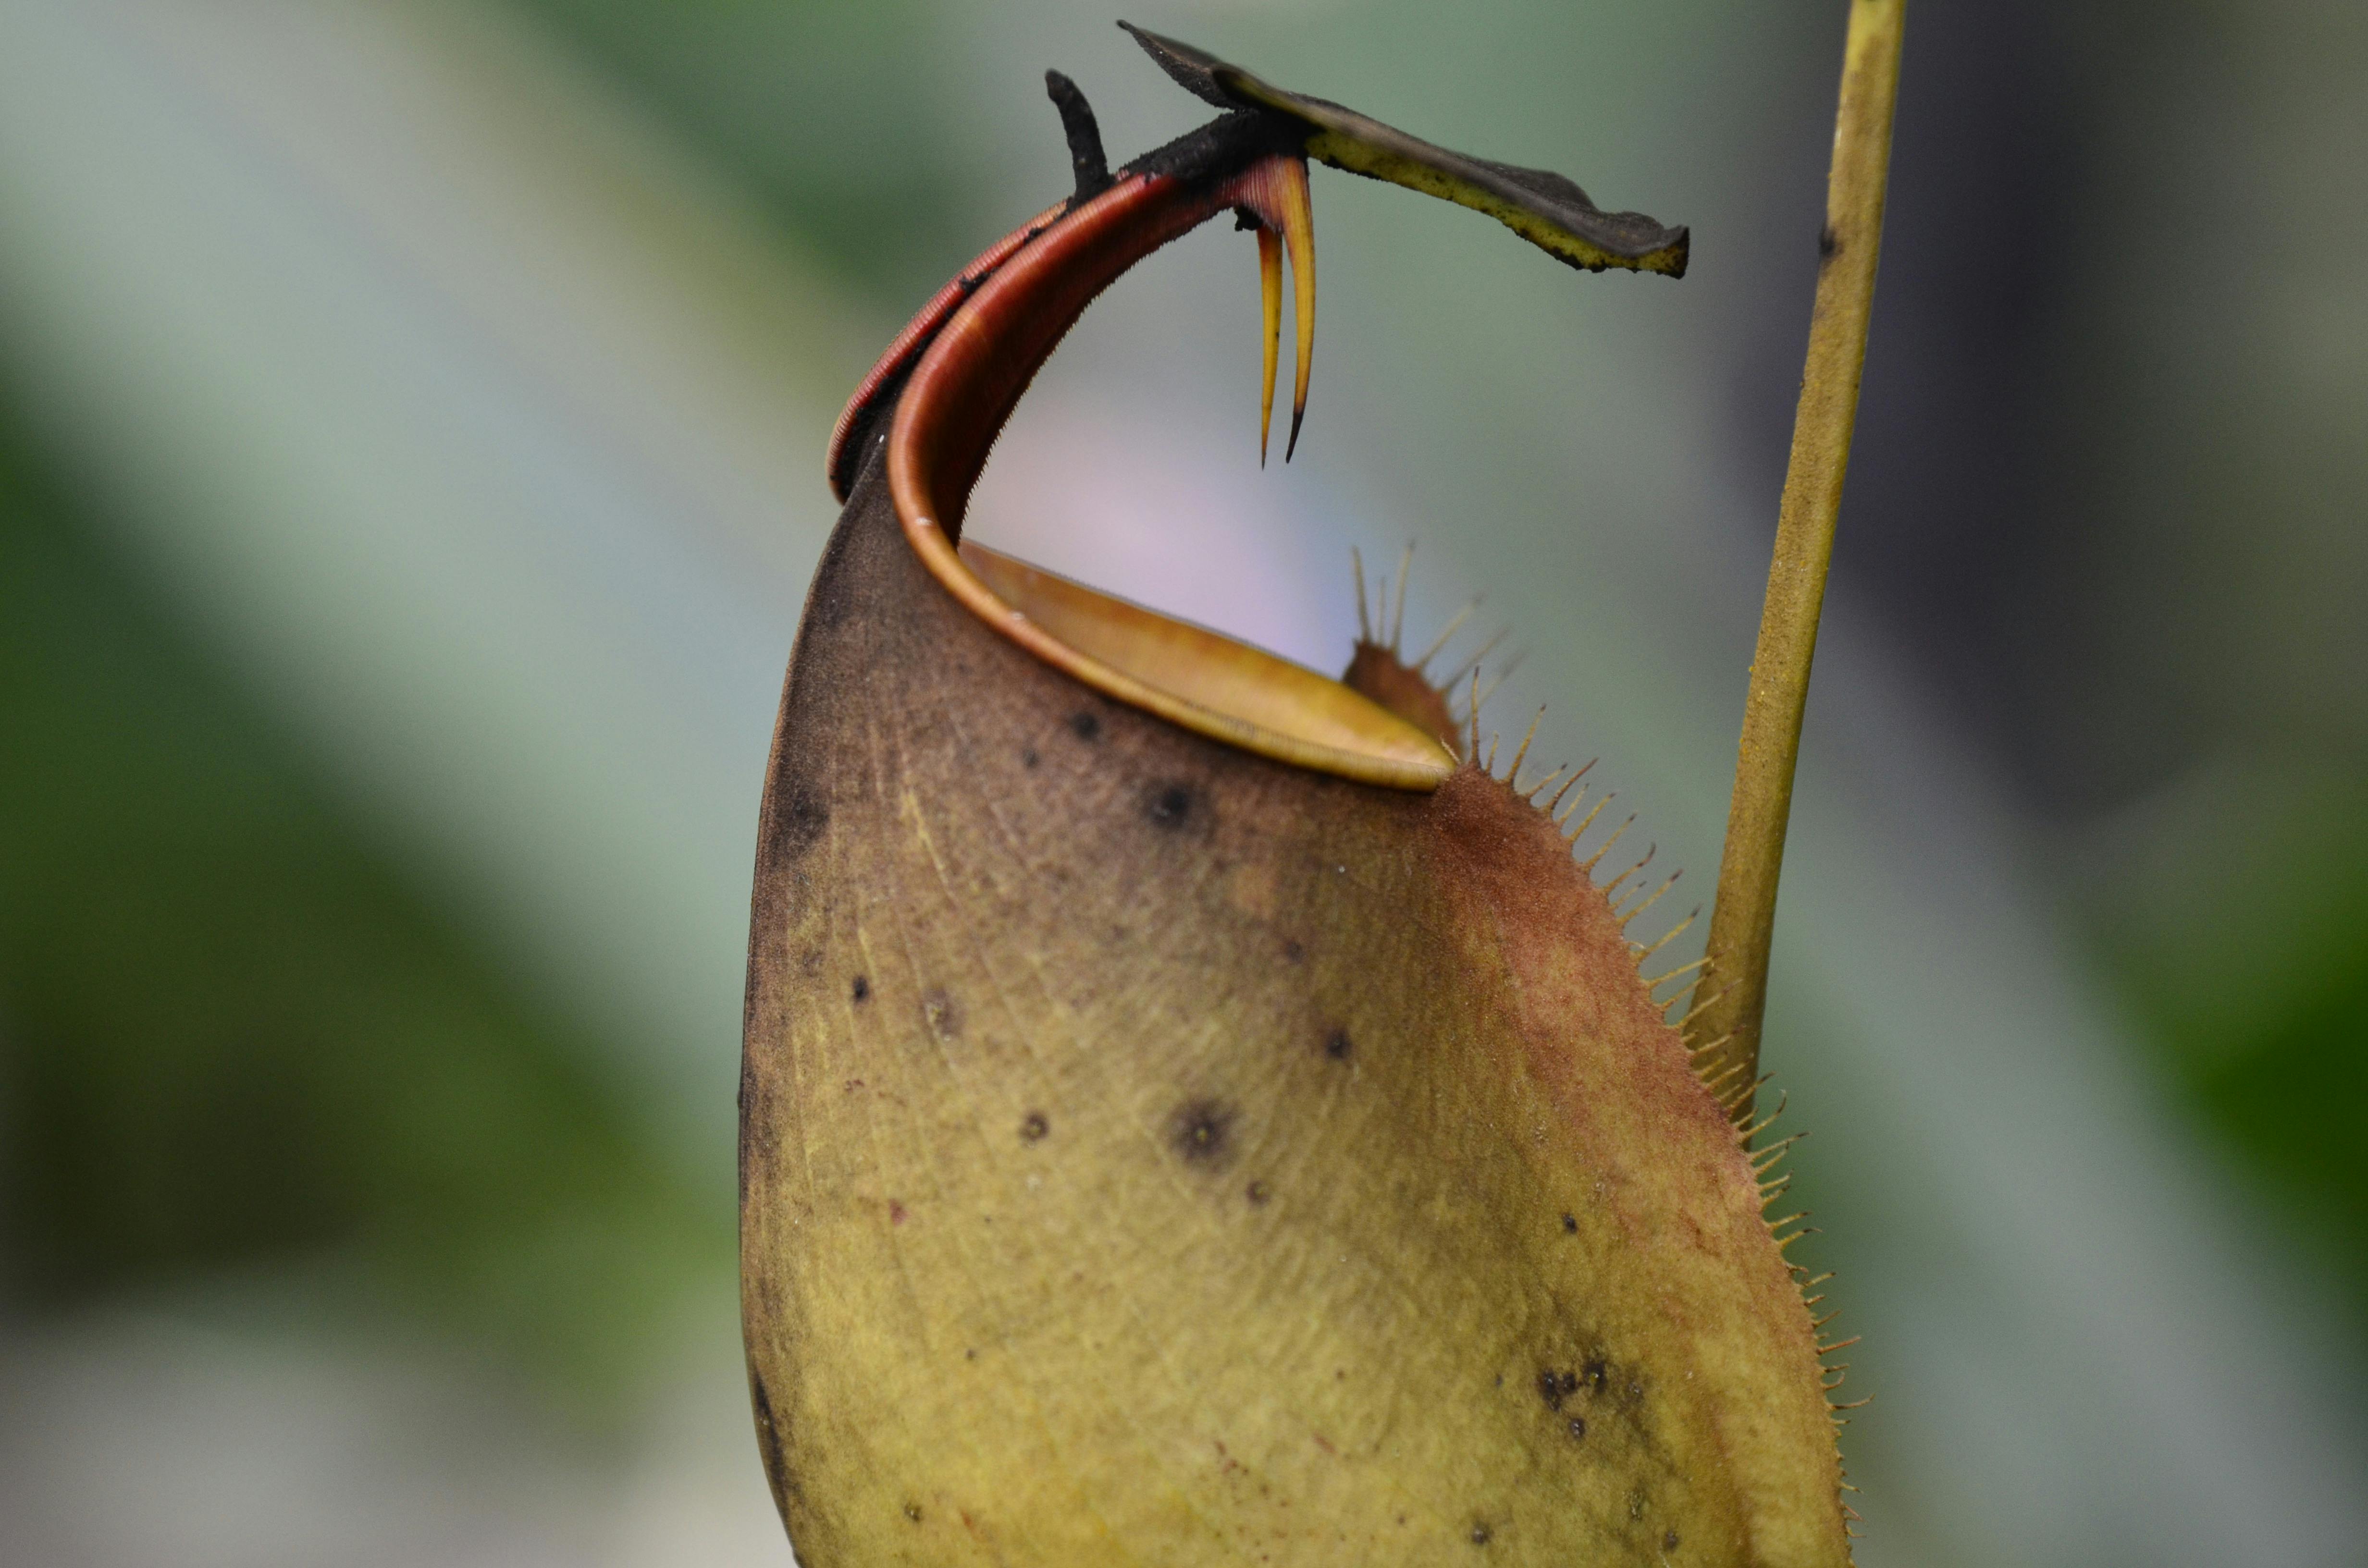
[940,538,1456,790]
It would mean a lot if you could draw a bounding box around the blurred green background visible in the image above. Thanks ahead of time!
[1,2,2362,1564]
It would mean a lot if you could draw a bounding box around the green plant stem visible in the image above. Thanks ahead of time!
[1691,0,1906,1125]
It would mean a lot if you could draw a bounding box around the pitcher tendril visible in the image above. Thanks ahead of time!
[1693,0,1908,1127]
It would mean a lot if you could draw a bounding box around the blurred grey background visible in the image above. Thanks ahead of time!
[1,1,2363,1564]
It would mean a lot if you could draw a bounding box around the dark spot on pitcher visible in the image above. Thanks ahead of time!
[1068,710,1101,741]
[1324,1027,1353,1062]
[1145,781,1199,830]
[851,975,870,1004]
[1170,1098,1236,1167]
[1020,1112,1049,1143]
[767,785,828,863]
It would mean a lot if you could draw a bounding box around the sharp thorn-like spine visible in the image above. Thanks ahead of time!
[1506,706,1545,787]
[1645,955,1712,999]
[1412,599,1479,671]
[1632,904,1699,960]
[1727,1071,1777,1114]
[1563,794,1613,844]
[1696,1059,1749,1098]
[1686,1031,1736,1064]
[1603,843,1659,897]
[1615,869,1682,925]
[1674,981,1737,1033]
[1388,542,1414,648]
[1462,625,1514,674]
[1472,651,1524,711]
[1545,760,1596,814]
[1576,813,1637,872]
[1739,1090,1791,1142]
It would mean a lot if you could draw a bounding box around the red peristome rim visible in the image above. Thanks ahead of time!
[825,198,1069,503]
[880,165,1455,791]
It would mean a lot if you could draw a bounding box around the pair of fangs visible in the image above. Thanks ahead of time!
[830,22,1685,497]
[822,24,1687,791]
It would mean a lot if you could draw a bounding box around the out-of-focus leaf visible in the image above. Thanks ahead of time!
[0,409,724,1409]
[514,0,971,306]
